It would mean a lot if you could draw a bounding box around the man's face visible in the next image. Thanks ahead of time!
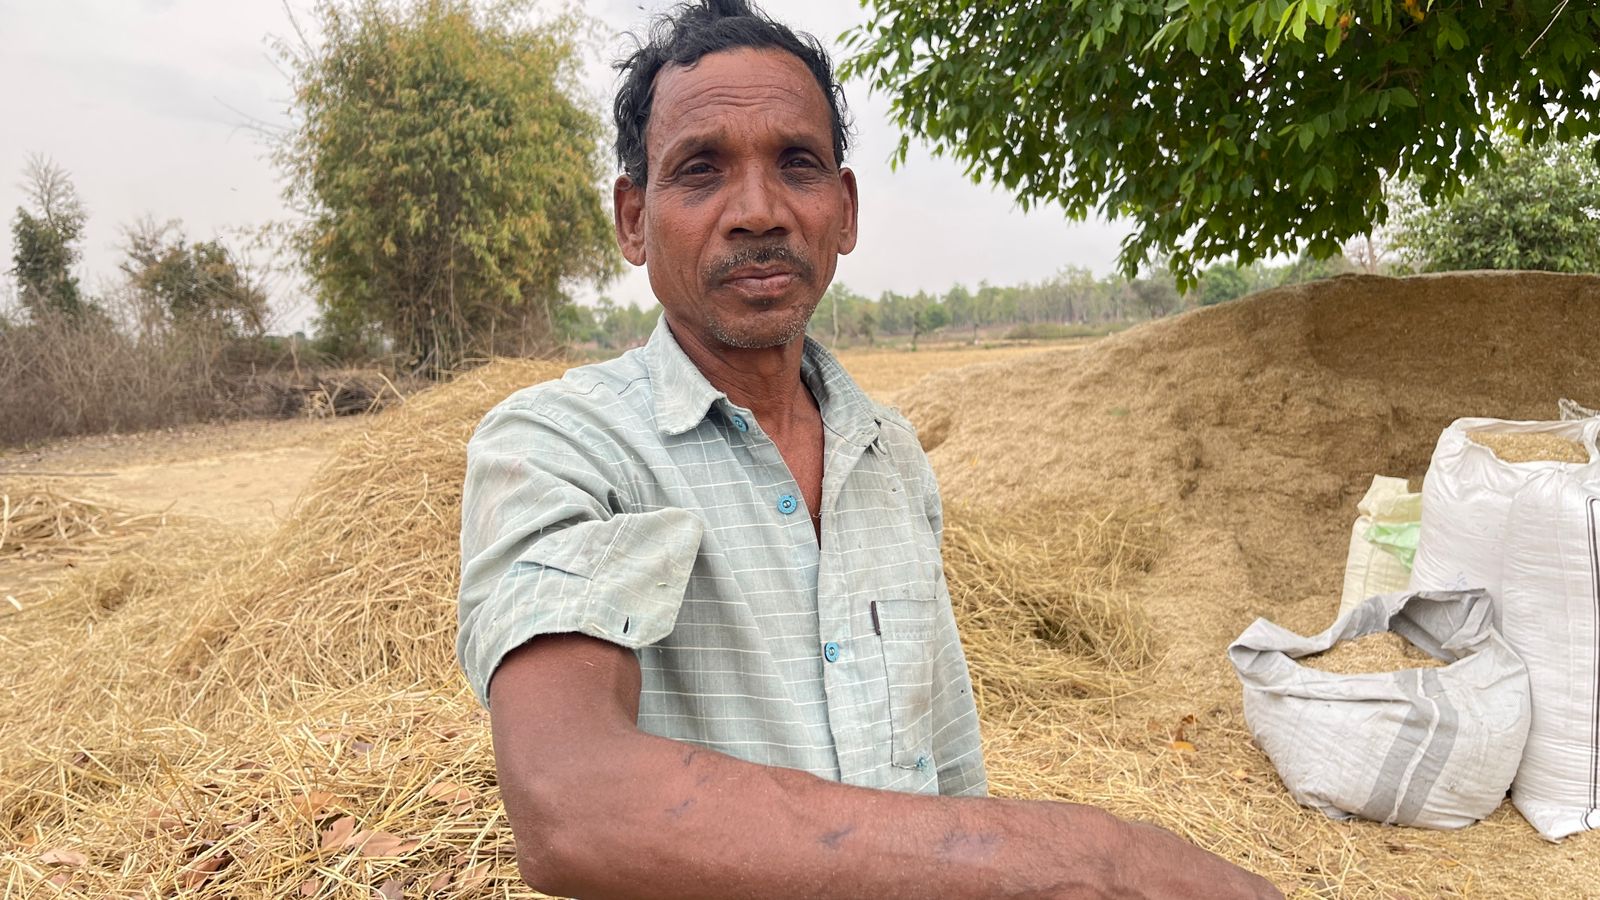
[614,48,858,352]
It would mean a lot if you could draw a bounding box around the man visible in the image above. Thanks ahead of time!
[457,2,1281,896]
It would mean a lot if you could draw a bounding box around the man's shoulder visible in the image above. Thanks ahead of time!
[477,349,657,434]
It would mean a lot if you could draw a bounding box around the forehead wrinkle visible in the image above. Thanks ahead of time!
[648,70,833,170]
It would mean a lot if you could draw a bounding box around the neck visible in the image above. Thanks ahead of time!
[666,316,813,428]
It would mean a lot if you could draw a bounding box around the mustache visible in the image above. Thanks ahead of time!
[707,244,815,285]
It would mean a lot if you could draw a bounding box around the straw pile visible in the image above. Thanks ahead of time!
[1468,431,1590,464]
[0,485,157,561]
[1299,632,1444,675]
[897,271,1600,896]
[1,362,565,898]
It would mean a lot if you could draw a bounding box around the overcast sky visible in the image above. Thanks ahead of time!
[0,0,1130,334]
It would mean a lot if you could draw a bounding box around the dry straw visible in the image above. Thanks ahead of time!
[0,485,161,562]
[6,272,1600,898]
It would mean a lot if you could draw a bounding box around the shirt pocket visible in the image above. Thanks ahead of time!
[875,595,939,770]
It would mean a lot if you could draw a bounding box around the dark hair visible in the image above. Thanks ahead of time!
[612,0,852,186]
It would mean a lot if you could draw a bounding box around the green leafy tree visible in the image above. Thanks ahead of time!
[121,218,269,338]
[590,296,660,350]
[813,282,870,347]
[9,155,89,319]
[277,0,617,372]
[908,290,948,350]
[844,2,1600,285]
[1197,262,1260,306]
[1390,140,1600,273]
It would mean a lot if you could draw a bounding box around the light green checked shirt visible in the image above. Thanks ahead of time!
[457,317,987,797]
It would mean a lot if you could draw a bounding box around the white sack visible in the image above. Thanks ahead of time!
[1230,590,1530,829]
[1338,475,1421,621]
[1502,466,1600,840]
[1409,418,1600,602]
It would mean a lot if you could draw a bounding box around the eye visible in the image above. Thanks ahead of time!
[680,161,715,176]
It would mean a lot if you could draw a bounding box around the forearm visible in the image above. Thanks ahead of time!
[504,727,1265,900]
[488,636,1277,900]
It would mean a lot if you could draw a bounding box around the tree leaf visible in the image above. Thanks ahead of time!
[38,849,88,867]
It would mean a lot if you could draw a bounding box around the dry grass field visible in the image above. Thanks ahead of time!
[4,276,1600,898]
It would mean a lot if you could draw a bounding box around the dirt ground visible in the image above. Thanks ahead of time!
[0,342,1072,606]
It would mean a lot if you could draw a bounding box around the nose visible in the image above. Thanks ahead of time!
[722,164,793,239]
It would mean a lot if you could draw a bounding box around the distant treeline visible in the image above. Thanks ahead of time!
[572,253,1356,351]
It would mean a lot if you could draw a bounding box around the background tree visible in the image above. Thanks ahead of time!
[277,0,617,373]
[588,296,660,350]
[844,2,1600,285]
[9,155,89,320]
[1389,139,1600,273]
[121,218,269,338]
[813,282,870,347]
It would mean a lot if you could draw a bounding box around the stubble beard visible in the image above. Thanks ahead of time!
[705,298,818,349]
[703,244,820,350]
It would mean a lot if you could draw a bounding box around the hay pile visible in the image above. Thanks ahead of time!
[1,361,565,898]
[897,271,1600,896]
[0,485,157,562]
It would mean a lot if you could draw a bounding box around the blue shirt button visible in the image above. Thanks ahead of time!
[822,641,840,663]
[730,414,749,433]
[777,494,798,515]
[916,754,931,771]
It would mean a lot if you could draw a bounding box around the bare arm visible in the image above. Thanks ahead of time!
[489,634,1281,900]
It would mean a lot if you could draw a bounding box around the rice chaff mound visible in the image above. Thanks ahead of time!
[896,271,1600,897]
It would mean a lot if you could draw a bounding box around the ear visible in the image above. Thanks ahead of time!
[837,167,859,256]
[613,176,647,266]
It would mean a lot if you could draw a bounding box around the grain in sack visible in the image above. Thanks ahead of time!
[1409,417,1600,603]
[1229,589,1530,829]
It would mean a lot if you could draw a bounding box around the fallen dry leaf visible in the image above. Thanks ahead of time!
[179,851,229,889]
[356,830,419,858]
[320,816,357,852]
[1168,740,1197,753]
[455,862,490,890]
[300,877,323,896]
[425,781,475,814]
[373,877,404,899]
[425,871,452,892]
[289,791,339,819]
[38,848,88,867]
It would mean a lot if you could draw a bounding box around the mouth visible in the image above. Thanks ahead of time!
[722,267,797,298]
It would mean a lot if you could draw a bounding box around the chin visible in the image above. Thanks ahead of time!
[707,307,814,350]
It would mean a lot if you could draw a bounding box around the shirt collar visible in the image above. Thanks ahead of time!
[644,315,882,447]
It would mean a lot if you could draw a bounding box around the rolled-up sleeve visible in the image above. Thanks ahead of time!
[456,399,704,707]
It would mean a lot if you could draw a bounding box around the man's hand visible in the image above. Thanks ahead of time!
[488,633,1282,899]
